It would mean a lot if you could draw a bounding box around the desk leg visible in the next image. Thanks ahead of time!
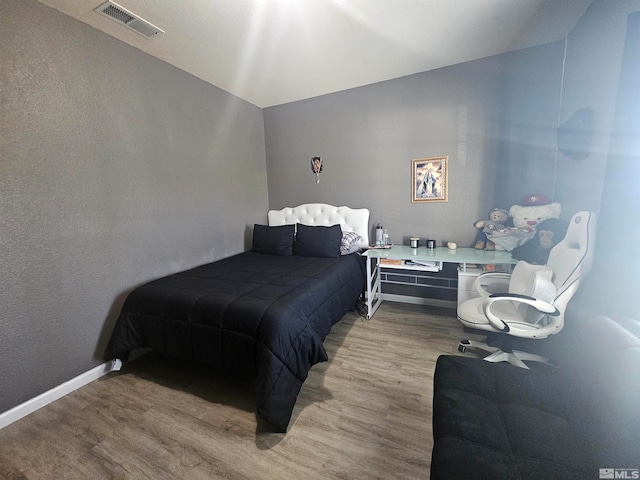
[365,256,382,318]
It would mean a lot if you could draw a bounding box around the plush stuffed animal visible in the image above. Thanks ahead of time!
[486,194,562,251]
[509,194,561,230]
[473,208,510,250]
[511,217,568,264]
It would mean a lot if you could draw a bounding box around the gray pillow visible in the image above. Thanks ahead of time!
[341,231,363,255]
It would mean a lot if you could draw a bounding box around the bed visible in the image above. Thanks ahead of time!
[107,203,370,432]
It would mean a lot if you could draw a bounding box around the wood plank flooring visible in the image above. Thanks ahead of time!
[0,302,480,480]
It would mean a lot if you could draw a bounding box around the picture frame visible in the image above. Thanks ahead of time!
[412,156,448,203]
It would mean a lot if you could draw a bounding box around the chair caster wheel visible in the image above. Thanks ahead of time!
[458,345,466,353]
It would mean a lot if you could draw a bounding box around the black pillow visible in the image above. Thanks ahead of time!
[252,224,295,255]
[293,223,342,258]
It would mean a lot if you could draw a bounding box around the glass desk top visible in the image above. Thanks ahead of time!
[362,245,516,265]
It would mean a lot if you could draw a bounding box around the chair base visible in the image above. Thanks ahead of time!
[458,339,557,370]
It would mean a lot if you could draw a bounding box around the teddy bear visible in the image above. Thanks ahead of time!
[485,194,562,251]
[473,208,510,250]
[509,194,562,231]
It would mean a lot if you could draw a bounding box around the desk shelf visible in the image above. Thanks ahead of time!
[382,270,454,288]
[379,259,441,272]
[363,246,516,318]
[381,263,459,305]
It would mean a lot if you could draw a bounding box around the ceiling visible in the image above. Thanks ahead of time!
[37,0,592,108]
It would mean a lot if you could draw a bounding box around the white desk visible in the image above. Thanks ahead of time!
[362,246,516,318]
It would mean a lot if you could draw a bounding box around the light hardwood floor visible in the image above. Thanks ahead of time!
[0,302,478,480]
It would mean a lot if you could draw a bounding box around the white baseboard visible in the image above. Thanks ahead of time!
[0,360,117,430]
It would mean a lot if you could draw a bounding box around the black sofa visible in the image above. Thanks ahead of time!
[431,314,640,480]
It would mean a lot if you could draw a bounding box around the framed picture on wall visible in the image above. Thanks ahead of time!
[412,156,448,203]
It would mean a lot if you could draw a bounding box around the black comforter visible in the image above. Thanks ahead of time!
[108,251,365,431]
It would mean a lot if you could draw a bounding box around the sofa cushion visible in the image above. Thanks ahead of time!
[431,356,590,480]
[431,315,640,479]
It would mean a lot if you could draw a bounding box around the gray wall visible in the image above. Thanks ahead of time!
[0,0,268,413]
[264,43,565,248]
[264,1,640,251]
[492,42,565,209]
[555,0,640,215]
[568,3,640,321]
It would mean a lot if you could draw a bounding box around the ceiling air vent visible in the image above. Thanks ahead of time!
[94,1,164,38]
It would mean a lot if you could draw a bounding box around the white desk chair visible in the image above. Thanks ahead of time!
[457,211,596,369]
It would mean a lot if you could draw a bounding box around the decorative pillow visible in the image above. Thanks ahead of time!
[293,223,342,258]
[341,231,364,255]
[252,224,295,256]
[509,261,556,324]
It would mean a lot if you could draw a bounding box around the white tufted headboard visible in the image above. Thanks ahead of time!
[268,203,370,247]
